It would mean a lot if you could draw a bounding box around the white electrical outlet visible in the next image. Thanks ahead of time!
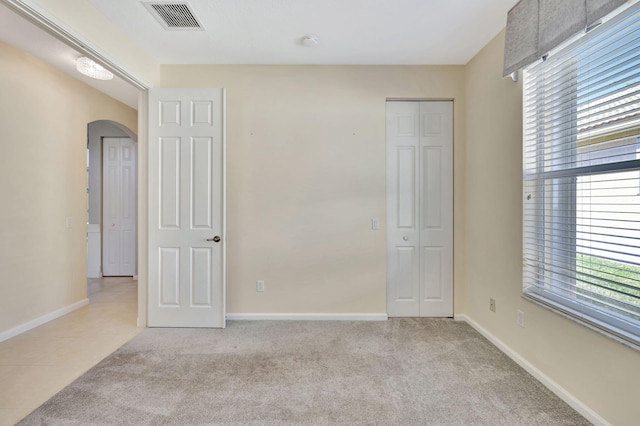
[371,218,380,230]
[489,298,496,312]
[517,310,525,327]
[256,280,265,292]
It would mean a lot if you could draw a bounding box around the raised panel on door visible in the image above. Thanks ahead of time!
[191,247,212,306]
[105,228,119,273]
[159,137,181,229]
[422,247,443,300]
[159,247,180,306]
[191,137,213,229]
[388,246,420,316]
[422,147,442,230]
[397,147,416,229]
[121,229,135,274]
[148,88,225,328]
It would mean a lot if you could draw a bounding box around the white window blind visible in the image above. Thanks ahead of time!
[523,3,640,348]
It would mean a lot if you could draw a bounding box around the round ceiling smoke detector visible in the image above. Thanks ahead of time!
[302,35,319,47]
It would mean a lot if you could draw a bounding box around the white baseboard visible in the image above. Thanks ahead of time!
[0,298,90,343]
[226,313,388,321]
[455,314,609,426]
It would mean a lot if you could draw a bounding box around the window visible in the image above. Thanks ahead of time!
[523,3,640,348]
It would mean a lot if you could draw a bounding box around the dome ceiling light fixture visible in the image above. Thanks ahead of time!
[76,56,114,80]
[302,35,319,47]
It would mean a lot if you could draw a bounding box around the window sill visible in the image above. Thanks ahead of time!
[522,291,640,353]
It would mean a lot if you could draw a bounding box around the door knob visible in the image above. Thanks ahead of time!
[403,236,409,241]
[207,236,221,242]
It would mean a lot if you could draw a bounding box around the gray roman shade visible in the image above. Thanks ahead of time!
[503,0,626,77]
[503,0,539,77]
[538,0,586,56]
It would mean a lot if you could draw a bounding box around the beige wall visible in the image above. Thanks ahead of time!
[161,65,466,315]
[464,29,640,425]
[0,40,137,335]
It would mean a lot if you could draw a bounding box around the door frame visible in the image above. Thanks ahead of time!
[138,91,149,326]
[87,123,139,280]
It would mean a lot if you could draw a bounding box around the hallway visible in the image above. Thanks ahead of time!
[0,277,140,425]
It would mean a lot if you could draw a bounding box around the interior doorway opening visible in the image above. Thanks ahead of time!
[87,120,138,279]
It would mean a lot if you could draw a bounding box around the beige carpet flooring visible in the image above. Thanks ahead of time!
[19,319,589,425]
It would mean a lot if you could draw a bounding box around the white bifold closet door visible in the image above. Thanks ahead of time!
[102,137,136,277]
[386,101,453,317]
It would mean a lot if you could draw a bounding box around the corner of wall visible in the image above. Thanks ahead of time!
[461,26,640,426]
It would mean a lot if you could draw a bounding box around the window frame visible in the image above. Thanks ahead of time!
[522,3,640,350]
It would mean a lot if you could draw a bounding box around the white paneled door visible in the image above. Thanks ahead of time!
[103,138,136,277]
[386,101,453,317]
[148,88,225,327]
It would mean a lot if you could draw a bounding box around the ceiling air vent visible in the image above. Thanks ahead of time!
[143,2,204,30]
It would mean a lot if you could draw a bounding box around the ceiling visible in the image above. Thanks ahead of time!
[0,0,518,110]
[90,0,518,65]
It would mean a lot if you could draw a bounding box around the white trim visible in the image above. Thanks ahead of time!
[136,89,148,328]
[226,313,389,321]
[455,314,609,426]
[221,89,227,329]
[0,298,89,342]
